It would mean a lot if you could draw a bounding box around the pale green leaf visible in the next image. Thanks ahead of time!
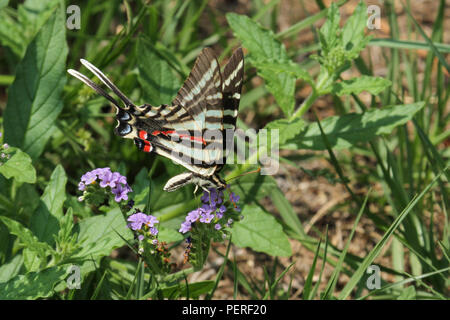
[0,148,36,183]
[0,266,67,299]
[283,103,425,150]
[330,76,392,96]
[226,13,296,116]
[0,255,23,283]
[232,205,292,257]
[265,117,306,145]
[73,208,132,260]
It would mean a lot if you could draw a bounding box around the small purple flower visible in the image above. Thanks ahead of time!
[149,227,158,236]
[200,211,214,223]
[215,223,222,230]
[78,182,86,191]
[99,170,121,188]
[216,205,226,219]
[152,239,158,245]
[77,196,84,202]
[92,167,111,179]
[187,209,201,222]
[81,171,97,185]
[0,132,2,138]
[1,153,5,159]
[145,215,159,228]
[127,212,149,231]
[179,221,191,234]
[2,143,9,150]
[112,184,130,202]
[138,234,145,241]
[230,192,240,203]
[200,192,209,203]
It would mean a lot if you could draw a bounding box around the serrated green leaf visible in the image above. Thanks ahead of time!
[232,205,291,257]
[226,13,296,116]
[252,59,313,85]
[283,102,425,150]
[3,4,68,159]
[30,165,67,245]
[318,2,340,52]
[0,148,36,183]
[0,266,67,299]
[342,1,368,58]
[330,76,392,96]
[137,36,180,105]
[73,208,132,260]
[265,117,306,145]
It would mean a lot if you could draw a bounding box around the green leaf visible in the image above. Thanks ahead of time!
[226,13,289,61]
[231,171,278,203]
[0,0,59,57]
[137,36,181,105]
[0,148,36,183]
[3,4,68,159]
[158,226,183,243]
[341,1,369,58]
[30,165,67,244]
[330,76,392,96]
[252,59,313,85]
[265,118,306,145]
[318,2,340,52]
[0,266,67,299]
[0,255,23,283]
[73,208,132,260]
[226,13,296,116]
[0,216,52,257]
[283,102,425,150]
[232,205,291,257]
[23,248,42,272]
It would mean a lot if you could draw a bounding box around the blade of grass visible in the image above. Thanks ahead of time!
[338,167,447,299]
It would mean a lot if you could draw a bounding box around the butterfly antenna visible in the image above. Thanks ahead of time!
[79,59,135,108]
[67,68,124,110]
[225,167,261,183]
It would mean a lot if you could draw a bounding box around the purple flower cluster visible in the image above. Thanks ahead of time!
[78,167,132,202]
[0,137,10,164]
[127,212,159,241]
[179,188,241,234]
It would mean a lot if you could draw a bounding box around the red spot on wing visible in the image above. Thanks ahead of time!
[139,130,148,140]
[143,140,152,153]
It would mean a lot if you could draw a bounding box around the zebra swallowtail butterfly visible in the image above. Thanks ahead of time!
[68,48,244,192]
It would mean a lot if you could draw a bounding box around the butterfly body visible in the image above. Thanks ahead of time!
[68,48,244,192]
